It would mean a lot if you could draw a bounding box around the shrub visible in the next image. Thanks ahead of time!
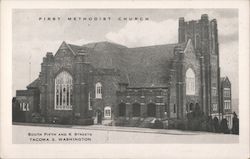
[168,119,186,130]
[152,120,163,129]
[206,116,214,132]
[201,120,207,131]
[166,119,186,130]
[187,118,204,131]
[213,117,220,133]
[60,116,72,125]
[176,120,187,130]
[50,116,61,124]
[127,118,141,127]
[114,118,129,126]
[186,105,206,131]
[232,112,239,135]
[75,118,94,125]
[187,114,205,131]
[31,113,42,123]
[220,118,230,134]
[167,119,176,129]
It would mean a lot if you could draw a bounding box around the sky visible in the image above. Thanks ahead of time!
[12,9,238,100]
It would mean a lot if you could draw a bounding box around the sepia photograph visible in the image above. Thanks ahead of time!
[12,9,239,144]
[0,1,249,159]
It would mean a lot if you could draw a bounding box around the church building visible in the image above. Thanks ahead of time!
[13,14,229,126]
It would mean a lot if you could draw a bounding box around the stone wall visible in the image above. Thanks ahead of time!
[178,14,220,117]
[117,88,168,119]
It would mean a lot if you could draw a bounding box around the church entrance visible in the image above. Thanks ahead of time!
[96,110,102,124]
[147,103,156,117]
[189,103,194,112]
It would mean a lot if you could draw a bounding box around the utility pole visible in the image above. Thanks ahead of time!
[29,55,32,83]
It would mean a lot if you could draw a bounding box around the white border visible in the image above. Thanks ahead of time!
[1,1,249,159]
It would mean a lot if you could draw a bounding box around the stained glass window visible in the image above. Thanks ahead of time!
[55,71,73,110]
[186,68,195,95]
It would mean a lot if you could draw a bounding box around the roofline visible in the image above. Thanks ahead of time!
[55,41,76,56]
[64,41,76,55]
[82,41,127,48]
[128,42,181,49]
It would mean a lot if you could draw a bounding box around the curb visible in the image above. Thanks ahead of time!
[12,122,217,136]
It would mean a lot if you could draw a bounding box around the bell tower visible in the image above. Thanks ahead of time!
[178,14,221,116]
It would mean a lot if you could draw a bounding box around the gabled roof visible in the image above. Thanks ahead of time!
[82,41,127,50]
[52,40,187,87]
[55,41,78,56]
[27,78,41,89]
[220,76,231,86]
[124,43,183,87]
[221,76,230,82]
[220,77,226,82]
[88,41,184,87]
[67,44,82,54]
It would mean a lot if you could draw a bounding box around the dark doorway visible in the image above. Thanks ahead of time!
[195,103,200,111]
[189,103,194,111]
[132,103,141,117]
[147,103,156,117]
[118,103,126,116]
[96,110,102,124]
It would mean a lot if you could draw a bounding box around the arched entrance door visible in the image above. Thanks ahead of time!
[96,109,102,124]
[147,103,156,117]
[189,103,194,112]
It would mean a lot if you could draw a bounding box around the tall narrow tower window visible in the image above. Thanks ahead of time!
[95,82,102,99]
[186,68,195,95]
[55,71,73,110]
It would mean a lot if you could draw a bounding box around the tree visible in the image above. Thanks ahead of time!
[220,118,230,134]
[213,117,220,133]
[232,112,239,135]
[186,104,205,131]
[206,116,213,132]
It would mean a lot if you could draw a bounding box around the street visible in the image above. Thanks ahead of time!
[12,124,239,144]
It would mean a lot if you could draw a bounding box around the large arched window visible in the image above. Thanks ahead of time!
[186,68,195,95]
[95,82,102,99]
[55,71,73,110]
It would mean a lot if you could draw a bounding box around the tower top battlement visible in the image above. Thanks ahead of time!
[178,14,218,56]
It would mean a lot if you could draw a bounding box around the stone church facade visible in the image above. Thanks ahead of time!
[13,14,231,125]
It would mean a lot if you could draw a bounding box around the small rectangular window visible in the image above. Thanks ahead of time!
[212,104,217,111]
[224,100,231,110]
[104,106,111,118]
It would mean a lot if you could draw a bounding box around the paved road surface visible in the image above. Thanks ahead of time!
[12,124,238,144]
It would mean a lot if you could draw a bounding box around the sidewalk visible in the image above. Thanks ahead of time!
[73,125,211,135]
[13,122,217,136]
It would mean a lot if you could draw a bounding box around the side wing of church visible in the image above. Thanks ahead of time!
[13,14,233,127]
